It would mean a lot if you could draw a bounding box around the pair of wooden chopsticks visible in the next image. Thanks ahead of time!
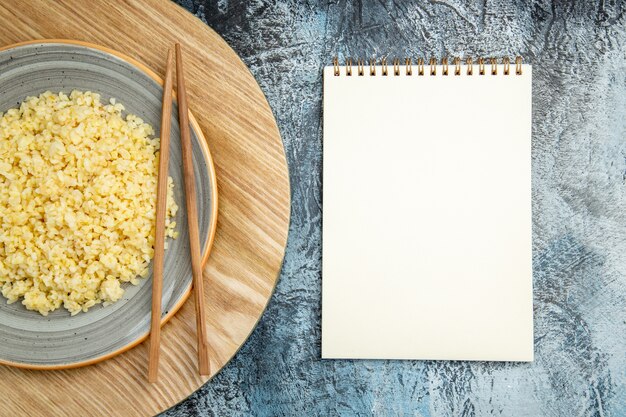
[148,44,210,383]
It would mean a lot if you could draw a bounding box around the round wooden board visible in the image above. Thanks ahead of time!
[0,1,290,416]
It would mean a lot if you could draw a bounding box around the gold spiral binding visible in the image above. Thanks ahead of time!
[503,57,510,75]
[417,58,424,76]
[515,56,523,75]
[453,57,461,75]
[331,56,523,76]
[393,58,400,76]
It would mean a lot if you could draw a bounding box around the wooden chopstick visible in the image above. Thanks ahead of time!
[175,43,211,375]
[148,48,174,383]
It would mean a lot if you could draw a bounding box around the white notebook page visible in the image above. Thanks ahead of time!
[322,63,533,361]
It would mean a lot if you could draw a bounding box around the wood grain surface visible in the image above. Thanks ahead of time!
[0,1,290,416]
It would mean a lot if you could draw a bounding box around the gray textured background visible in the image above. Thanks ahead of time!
[165,1,626,416]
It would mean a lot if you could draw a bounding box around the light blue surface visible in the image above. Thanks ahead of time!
[166,1,626,415]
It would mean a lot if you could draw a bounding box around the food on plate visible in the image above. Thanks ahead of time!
[0,91,178,315]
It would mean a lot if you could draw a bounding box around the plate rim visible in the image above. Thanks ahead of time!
[0,38,219,370]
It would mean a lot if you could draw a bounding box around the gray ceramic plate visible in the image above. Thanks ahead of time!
[0,40,218,369]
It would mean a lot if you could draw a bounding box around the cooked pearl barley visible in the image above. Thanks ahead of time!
[0,91,178,315]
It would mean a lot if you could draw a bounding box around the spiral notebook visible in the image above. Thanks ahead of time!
[322,57,533,361]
